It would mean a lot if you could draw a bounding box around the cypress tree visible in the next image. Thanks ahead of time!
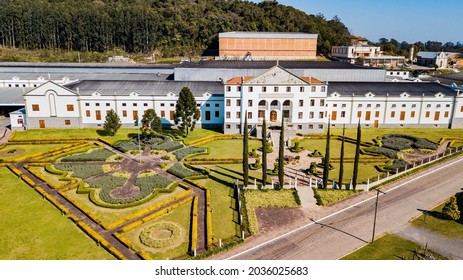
[261,118,268,187]
[352,120,361,190]
[338,124,346,189]
[278,120,285,189]
[322,119,331,189]
[243,113,249,187]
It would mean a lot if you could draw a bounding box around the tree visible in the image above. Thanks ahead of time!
[352,120,361,190]
[174,86,199,136]
[141,108,162,133]
[243,113,249,187]
[261,118,268,187]
[278,120,285,189]
[442,196,460,221]
[322,119,331,189]
[102,109,121,136]
[338,124,345,189]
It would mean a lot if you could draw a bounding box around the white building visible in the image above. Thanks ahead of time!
[19,65,463,132]
[332,45,405,68]
[416,51,459,69]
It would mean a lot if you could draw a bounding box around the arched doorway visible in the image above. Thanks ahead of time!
[270,110,277,122]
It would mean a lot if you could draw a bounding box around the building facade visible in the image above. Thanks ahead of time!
[332,45,405,68]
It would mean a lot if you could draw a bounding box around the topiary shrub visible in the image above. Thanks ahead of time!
[290,141,304,153]
[309,150,323,157]
[139,222,183,248]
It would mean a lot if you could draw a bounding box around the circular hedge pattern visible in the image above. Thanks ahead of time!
[139,222,183,248]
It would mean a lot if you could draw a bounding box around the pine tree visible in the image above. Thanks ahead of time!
[338,124,346,189]
[141,108,162,133]
[278,120,285,189]
[442,196,460,220]
[243,113,249,187]
[174,86,199,136]
[261,118,268,187]
[352,120,361,190]
[102,109,121,136]
[322,119,331,189]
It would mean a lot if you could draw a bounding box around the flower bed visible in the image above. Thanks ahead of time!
[54,163,104,179]
[174,147,207,160]
[167,163,201,179]
[151,137,183,152]
[114,140,140,153]
[135,175,173,189]
[61,148,115,162]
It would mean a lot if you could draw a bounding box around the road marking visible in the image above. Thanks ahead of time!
[226,155,463,260]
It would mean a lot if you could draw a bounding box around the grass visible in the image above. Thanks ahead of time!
[163,128,223,145]
[120,200,193,260]
[312,188,362,206]
[212,164,272,185]
[327,161,386,184]
[13,128,137,145]
[0,144,68,161]
[29,166,69,188]
[297,138,378,159]
[194,139,262,159]
[411,200,463,239]
[341,234,446,260]
[63,186,187,227]
[0,168,114,260]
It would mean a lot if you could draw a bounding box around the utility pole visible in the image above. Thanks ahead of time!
[371,188,386,243]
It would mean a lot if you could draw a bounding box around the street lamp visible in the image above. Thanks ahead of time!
[371,188,386,243]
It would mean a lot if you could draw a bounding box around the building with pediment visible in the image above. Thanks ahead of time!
[19,64,463,132]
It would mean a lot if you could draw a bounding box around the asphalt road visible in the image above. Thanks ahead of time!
[219,155,463,260]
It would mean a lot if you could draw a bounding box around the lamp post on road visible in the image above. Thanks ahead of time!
[372,188,386,243]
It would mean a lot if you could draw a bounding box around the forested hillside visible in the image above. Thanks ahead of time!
[0,0,350,58]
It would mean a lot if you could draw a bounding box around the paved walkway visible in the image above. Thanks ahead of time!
[394,224,463,260]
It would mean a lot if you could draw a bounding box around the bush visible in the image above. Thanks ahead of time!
[54,163,104,179]
[151,137,183,152]
[442,196,460,221]
[174,147,207,160]
[309,150,323,157]
[381,134,438,151]
[364,146,398,159]
[167,163,201,179]
[61,148,115,162]
[290,141,304,153]
[380,159,409,172]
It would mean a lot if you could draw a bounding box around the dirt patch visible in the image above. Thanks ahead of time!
[152,229,173,239]
[0,148,25,157]
[110,184,141,199]
[255,207,307,235]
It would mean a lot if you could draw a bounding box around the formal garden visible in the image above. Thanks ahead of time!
[1,123,463,260]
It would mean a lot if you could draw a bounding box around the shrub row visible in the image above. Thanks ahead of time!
[106,183,191,230]
[69,215,127,260]
[25,165,70,189]
[55,163,104,180]
[183,163,211,176]
[113,233,154,260]
[190,196,198,253]
[119,196,194,233]
[174,147,207,160]
[167,163,201,179]
[61,148,115,162]
[34,186,70,215]
[378,159,410,172]
[32,142,91,162]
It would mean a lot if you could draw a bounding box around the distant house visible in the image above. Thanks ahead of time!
[416,51,459,68]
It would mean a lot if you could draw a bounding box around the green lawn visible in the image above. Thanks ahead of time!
[312,188,362,206]
[341,234,446,260]
[163,128,223,145]
[62,185,187,227]
[411,200,463,239]
[0,144,69,161]
[0,168,114,260]
[212,164,271,185]
[194,139,262,159]
[120,200,192,260]
[13,128,137,145]
[297,138,377,159]
[327,161,386,184]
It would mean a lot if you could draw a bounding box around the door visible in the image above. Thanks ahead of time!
[331,111,337,121]
[365,111,371,121]
[434,111,440,121]
[374,120,379,128]
[270,110,277,122]
[133,111,138,121]
[400,111,406,121]
[95,110,101,120]
[39,120,45,128]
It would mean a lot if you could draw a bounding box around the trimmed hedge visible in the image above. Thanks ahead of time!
[61,148,115,162]
[190,196,198,253]
[139,222,183,248]
[114,140,140,152]
[167,163,201,179]
[54,163,104,179]
[174,147,207,160]
[135,174,173,190]
[151,137,183,152]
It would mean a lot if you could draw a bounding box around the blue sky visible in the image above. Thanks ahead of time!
[251,0,462,43]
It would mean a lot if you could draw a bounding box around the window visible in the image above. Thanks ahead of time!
[122,110,127,117]
[300,87,304,92]
[96,110,101,120]
[236,100,241,106]
[248,100,253,107]
[86,110,91,117]
[133,111,138,120]
[143,103,148,107]
[310,100,315,106]
[376,104,380,108]
[160,111,165,117]
[226,124,231,129]
[226,112,231,119]
[444,111,449,118]
[391,111,395,118]
[333,104,338,108]
[274,87,279,92]
[32,104,40,111]
[367,104,372,108]
[311,86,316,92]
[391,104,396,108]
[320,100,325,106]
[122,103,127,107]
[358,104,362,108]
[357,111,362,118]
[299,100,304,107]
[236,124,240,129]
[133,103,137,107]
[226,86,231,92]
[341,111,346,118]
[106,103,110,107]
[319,112,324,118]
[434,112,440,121]
[262,87,267,92]
[226,99,231,106]
[426,104,431,108]
[461,106,463,112]
[170,103,174,107]
[206,103,210,107]
[321,86,326,92]
[67,104,74,111]
[318,124,324,129]
[425,111,430,118]
[237,86,241,92]
[298,125,302,130]
[215,103,219,107]
[298,112,303,119]
[446,104,451,108]
[96,103,100,107]
[412,104,416,108]
[258,110,265,118]
[402,104,406,108]
[286,87,291,93]
[309,112,314,119]
[410,111,415,118]
[249,86,253,92]
[309,124,313,129]
[436,104,441,108]
[85,103,90,106]
[236,112,240,118]
[400,111,406,121]
[215,111,219,118]
[161,103,165,107]
[375,111,380,118]
[248,112,252,119]
[205,111,211,121]
[64,120,71,126]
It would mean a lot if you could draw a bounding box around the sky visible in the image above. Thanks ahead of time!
[252,0,463,43]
